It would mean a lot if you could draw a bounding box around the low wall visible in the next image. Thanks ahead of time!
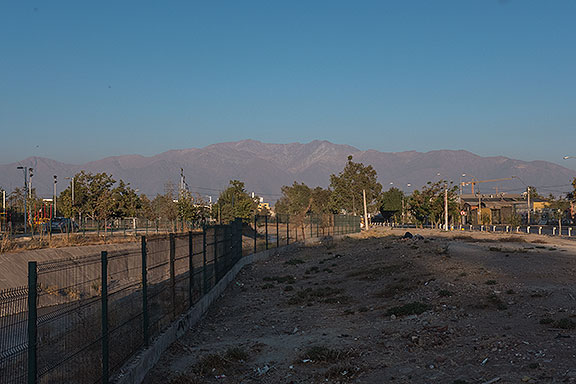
[0,242,139,290]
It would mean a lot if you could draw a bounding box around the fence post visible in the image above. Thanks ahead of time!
[141,236,149,347]
[188,231,194,308]
[265,216,269,250]
[27,261,38,384]
[276,216,279,248]
[169,233,176,319]
[213,227,219,282]
[286,215,290,245]
[253,215,257,254]
[202,227,208,294]
[101,251,109,384]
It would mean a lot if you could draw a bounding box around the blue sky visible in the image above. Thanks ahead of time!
[1,1,575,169]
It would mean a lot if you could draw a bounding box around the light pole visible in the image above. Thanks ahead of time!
[53,175,58,218]
[563,156,575,160]
[17,166,28,233]
[65,176,75,220]
[28,168,34,199]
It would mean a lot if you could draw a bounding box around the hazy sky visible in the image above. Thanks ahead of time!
[1,1,575,169]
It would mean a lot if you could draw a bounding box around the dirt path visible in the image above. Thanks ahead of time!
[144,228,576,384]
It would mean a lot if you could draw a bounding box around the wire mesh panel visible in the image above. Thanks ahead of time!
[0,287,28,384]
[107,249,143,375]
[146,235,172,341]
[173,233,191,317]
[36,254,103,384]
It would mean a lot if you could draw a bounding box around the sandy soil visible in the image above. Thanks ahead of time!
[144,228,576,384]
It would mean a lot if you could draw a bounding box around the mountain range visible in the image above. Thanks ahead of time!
[1,140,575,202]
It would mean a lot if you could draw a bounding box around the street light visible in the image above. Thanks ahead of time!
[564,156,575,160]
[16,166,28,233]
[65,176,75,219]
[53,175,58,217]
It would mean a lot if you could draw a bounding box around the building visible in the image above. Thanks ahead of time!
[460,193,547,225]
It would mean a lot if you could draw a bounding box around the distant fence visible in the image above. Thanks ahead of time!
[0,214,361,384]
[375,222,576,238]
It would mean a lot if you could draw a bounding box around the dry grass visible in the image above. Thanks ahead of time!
[0,233,139,253]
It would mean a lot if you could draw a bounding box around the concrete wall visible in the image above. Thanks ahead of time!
[0,242,139,290]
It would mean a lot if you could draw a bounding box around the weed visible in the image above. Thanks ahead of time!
[343,309,355,315]
[193,354,229,375]
[498,236,526,243]
[539,318,554,325]
[487,294,507,310]
[528,363,539,369]
[263,275,295,284]
[506,289,516,294]
[358,306,369,312]
[438,289,452,297]
[485,280,498,285]
[452,380,469,384]
[305,266,320,275]
[548,247,557,251]
[285,258,305,265]
[224,347,249,361]
[288,287,345,305]
[375,283,415,298]
[386,302,430,317]
[555,318,576,330]
[323,268,334,273]
[459,272,468,277]
[300,346,354,363]
[324,364,362,381]
[261,283,275,289]
[284,285,294,292]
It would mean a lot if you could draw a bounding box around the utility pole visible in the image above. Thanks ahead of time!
[362,189,369,230]
[28,168,34,199]
[477,193,481,225]
[401,196,405,225]
[66,176,75,220]
[526,187,531,225]
[444,185,449,231]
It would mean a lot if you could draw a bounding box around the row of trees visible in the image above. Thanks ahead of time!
[4,158,576,227]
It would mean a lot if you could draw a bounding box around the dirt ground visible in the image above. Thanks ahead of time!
[144,228,576,384]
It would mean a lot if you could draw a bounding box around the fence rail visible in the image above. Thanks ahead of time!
[0,214,361,384]
[375,222,576,238]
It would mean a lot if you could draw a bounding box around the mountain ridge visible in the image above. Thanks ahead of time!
[1,140,574,201]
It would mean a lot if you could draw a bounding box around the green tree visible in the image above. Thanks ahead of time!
[109,180,142,218]
[379,187,405,222]
[212,180,257,223]
[151,184,178,220]
[329,155,382,215]
[548,194,571,229]
[58,171,116,220]
[409,181,458,226]
[177,190,210,222]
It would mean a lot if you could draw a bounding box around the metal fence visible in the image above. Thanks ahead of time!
[0,214,360,384]
[375,222,576,238]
